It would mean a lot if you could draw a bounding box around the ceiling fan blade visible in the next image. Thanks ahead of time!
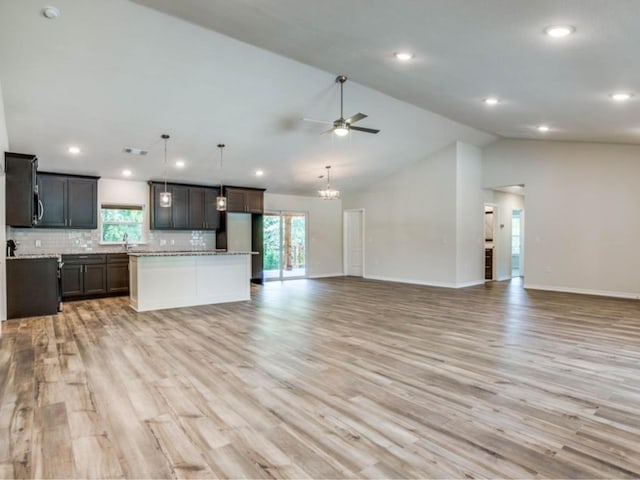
[320,127,335,135]
[350,126,380,134]
[345,112,367,124]
[302,117,333,125]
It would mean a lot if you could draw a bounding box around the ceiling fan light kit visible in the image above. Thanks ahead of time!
[312,75,380,136]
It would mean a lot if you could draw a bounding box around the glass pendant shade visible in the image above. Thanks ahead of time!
[334,126,349,137]
[318,188,340,200]
[216,195,227,211]
[159,190,172,208]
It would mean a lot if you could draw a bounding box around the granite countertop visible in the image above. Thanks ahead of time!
[7,250,257,259]
[128,250,258,257]
[7,254,62,260]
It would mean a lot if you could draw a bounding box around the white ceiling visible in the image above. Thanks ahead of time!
[134,0,640,145]
[1,1,638,196]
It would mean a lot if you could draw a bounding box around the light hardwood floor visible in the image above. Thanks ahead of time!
[1,277,639,479]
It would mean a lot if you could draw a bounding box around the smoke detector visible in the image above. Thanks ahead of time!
[42,6,60,19]
[123,147,148,156]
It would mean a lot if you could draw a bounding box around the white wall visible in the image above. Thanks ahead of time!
[343,143,459,286]
[483,139,640,298]
[484,190,525,281]
[455,142,484,286]
[0,81,9,321]
[264,193,343,278]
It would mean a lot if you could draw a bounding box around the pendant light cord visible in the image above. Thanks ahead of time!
[217,143,225,190]
[163,137,168,191]
[161,133,170,192]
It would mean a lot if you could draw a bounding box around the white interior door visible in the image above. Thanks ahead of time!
[344,210,364,277]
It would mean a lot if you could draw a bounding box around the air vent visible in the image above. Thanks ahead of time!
[123,147,148,156]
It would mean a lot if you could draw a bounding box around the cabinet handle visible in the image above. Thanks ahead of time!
[69,218,72,226]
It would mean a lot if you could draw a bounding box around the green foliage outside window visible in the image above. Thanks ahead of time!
[263,214,305,271]
[101,207,144,243]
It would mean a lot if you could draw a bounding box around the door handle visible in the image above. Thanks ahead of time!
[38,199,44,220]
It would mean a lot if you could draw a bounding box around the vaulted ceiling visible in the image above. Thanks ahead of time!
[1,0,638,195]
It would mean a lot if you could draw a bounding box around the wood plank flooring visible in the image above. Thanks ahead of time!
[0,277,639,479]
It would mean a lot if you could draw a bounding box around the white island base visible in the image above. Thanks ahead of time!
[129,252,253,312]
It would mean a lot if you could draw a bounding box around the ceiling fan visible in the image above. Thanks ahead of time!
[305,75,380,136]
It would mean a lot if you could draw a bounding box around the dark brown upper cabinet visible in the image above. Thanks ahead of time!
[188,187,221,230]
[5,152,38,227]
[224,187,264,214]
[37,173,98,229]
[149,182,221,231]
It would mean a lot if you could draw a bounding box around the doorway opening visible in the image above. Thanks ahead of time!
[484,205,496,281]
[344,209,364,277]
[263,211,307,280]
[511,209,523,277]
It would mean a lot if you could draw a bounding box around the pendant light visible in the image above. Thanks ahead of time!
[318,165,340,200]
[216,143,227,211]
[159,134,172,208]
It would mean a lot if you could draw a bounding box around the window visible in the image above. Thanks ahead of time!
[100,204,144,243]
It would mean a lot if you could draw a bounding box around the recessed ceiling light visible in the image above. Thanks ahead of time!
[42,6,60,19]
[175,160,185,168]
[122,169,132,177]
[484,97,500,106]
[68,146,80,154]
[394,52,414,61]
[544,25,575,38]
[255,170,264,177]
[537,125,550,132]
[610,92,633,102]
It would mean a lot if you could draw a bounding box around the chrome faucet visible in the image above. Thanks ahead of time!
[122,232,129,251]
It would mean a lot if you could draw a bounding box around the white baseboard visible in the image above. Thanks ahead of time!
[308,272,344,279]
[525,283,640,300]
[363,275,484,289]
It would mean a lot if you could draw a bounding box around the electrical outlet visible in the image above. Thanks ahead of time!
[35,240,42,248]
[170,239,175,245]
[160,239,167,246]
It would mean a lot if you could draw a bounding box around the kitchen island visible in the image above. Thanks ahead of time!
[128,251,256,312]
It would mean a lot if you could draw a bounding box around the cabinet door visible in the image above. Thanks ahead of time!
[5,153,37,227]
[67,178,97,229]
[107,263,129,293]
[151,183,172,229]
[84,264,107,295]
[246,190,264,214]
[61,264,84,297]
[204,188,220,230]
[37,174,67,227]
[226,188,246,212]
[188,187,206,230]
[172,185,189,229]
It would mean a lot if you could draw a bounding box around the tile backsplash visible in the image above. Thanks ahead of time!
[7,227,215,254]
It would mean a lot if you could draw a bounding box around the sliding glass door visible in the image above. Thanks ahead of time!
[263,212,307,280]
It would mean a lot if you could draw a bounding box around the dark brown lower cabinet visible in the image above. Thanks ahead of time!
[61,253,128,299]
[61,264,84,297]
[6,258,59,319]
[84,264,107,295]
[107,254,129,294]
